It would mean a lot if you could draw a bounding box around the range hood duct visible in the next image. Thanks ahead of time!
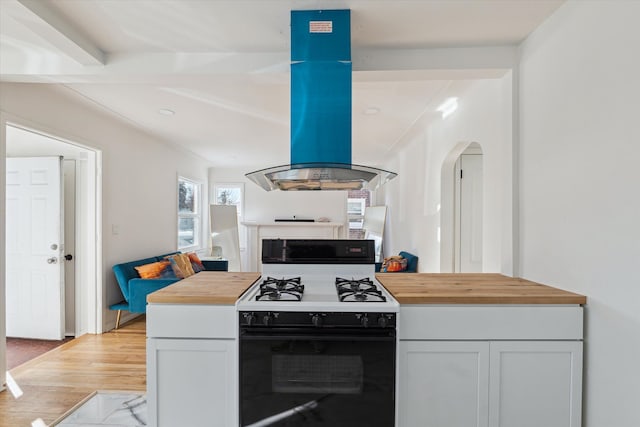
[246,9,397,191]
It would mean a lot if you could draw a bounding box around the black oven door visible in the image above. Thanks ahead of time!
[239,327,396,427]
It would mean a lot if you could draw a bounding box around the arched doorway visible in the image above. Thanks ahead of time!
[440,142,484,272]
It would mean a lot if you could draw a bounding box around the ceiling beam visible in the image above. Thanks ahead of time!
[0,45,515,83]
[15,0,105,65]
[353,46,517,72]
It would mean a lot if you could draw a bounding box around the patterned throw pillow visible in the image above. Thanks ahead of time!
[135,261,171,279]
[187,252,205,273]
[381,256,408,272]
[166,253,195,279]
[158,263,177,279]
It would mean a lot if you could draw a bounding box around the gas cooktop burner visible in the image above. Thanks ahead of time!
[336,277,377,292]
[261,277,304,292]
[255,277,304,301]
[335,277,387,302]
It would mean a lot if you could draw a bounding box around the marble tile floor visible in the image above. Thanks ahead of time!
[52,392,147,426]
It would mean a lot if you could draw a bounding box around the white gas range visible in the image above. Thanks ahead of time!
[237,239,398,427]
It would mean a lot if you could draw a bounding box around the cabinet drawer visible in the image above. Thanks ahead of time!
[147,304,236,339]
[400,305,583,340]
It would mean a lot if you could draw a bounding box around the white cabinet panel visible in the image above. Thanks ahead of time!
[398,341,489,427]
[400,306,583,340]
[147,338,237,427]
[146,304,237,339]
[489,341,583,427]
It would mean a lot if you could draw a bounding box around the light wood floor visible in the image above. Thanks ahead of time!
[0,316,146,427]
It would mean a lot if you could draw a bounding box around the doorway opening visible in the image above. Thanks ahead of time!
[6,336,73,370]
[4,123,101,369]
[440,142,484,273]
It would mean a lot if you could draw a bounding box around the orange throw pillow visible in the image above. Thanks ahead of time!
[135,260,171,279]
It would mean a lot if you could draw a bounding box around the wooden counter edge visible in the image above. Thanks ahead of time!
[147,294,242,304]
[392,295,587,305]
[146,272,261,305]
[376,273,587,305]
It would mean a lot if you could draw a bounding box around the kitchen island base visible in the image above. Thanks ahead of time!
[397,305,583,427]
[145,272,586,427]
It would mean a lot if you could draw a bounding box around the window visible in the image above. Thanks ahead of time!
[347,190,370,239]
[348,198,366,229]
[213,183,244,219]
[178,177,201,250]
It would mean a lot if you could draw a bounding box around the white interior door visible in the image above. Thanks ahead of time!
[455,153,483,272]
[6,156,64,340]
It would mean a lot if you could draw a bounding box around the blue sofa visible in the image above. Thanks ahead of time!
[110,253,228,328]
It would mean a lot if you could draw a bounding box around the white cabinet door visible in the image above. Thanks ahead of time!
[147,338,237,427]
[398,341,490,427]
[489,341,583,427]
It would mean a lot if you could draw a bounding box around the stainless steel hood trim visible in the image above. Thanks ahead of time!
[246,163,397,191]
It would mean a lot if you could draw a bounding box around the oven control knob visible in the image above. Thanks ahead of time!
[262,314,273,326]
[311,314,323,327]
[360,315,370,328]
[244,313,256,326]
[378,315,389,328]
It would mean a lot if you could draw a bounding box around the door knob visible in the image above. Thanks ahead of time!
[47,257,58,264]
[64,254,73,261]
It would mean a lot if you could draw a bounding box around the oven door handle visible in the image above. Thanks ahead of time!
[240,329,395,342]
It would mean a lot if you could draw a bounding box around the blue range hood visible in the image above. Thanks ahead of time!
[246,9,397,191]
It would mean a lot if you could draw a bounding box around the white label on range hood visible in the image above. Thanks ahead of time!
[309,21,332,33]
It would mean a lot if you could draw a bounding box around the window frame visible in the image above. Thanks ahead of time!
[347,191,371,239]
[347,198,366,230]
[177,176,202,251]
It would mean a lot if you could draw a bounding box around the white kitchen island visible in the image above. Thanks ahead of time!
[146,272,260,427]
[146,272,586,427]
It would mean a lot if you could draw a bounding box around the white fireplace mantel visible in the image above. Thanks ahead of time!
[242,221,345,271]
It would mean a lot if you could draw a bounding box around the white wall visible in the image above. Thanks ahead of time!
[379,77,513,273]
[519,1,640,426]
[0,83,212,331]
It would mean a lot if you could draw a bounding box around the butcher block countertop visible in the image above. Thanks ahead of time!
[147,271,261,305]
[376,273,586,305]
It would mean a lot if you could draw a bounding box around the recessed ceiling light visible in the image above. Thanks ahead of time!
[158,108,175,116]
[363,107,380,115]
